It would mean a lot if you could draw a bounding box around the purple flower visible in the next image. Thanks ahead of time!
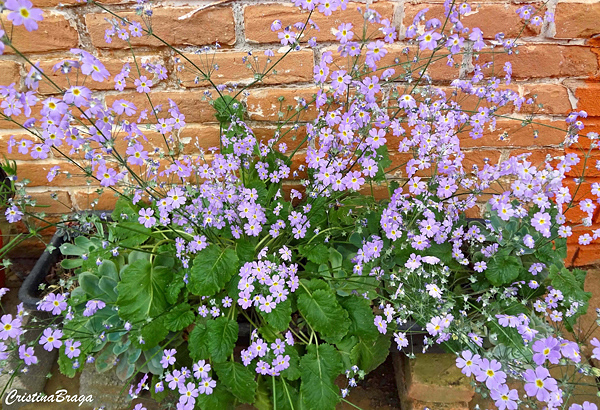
[456,350,481,377]
[18,344,38,366]
[0,314,22,340]
[570,403,598,410]
[161,348,177,368]
[418,31,442,51]
[523,366,558,402]
[198,377,216,395]
[193,360,211,379]
[6,0,43,32]
[490,384,519,410]
[532,337,561,366]
[5,206,23,223]
[374,315,387,334]
[65,339,81,359]
[37,293,66,315]
[134,76,152,93]
[178,382,199,406]
[475,358,506,389]
[39,328,63,351]
[138,208,156,228]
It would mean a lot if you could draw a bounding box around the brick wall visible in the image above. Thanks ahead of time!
[1,0,599,264]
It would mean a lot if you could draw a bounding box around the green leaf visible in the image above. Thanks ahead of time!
[98,260,119,281]
[60,258,83,269]
[274,379,301,410]
[339,296,378,341]
[280,345,301,381]
[350,334,391,373]
[214,361,258,404]
[213,95,245,125]
[189,322,209,361]
[298,243,330,265]
[548,266,591,331]
[259,297,291,332]
[300,344,343,410]
[196,384,236,410]
[60,243,86,256]
[79,272,103,298]
[236,239,255,263]
[163,303,195,332]
[136,317,169,350]
[207,317,238,363]
[485,249,522,286]
[98,276,118,301]
[188,246,239,297]
[116,259,173,323]
[298,283,349,344]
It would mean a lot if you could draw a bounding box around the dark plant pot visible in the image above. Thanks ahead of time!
[18,230,65,311]
[18,212,110,311]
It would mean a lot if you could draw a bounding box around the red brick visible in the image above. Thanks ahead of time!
[1,12,78,54]
[245,87,319,122]
[16,160,96,187]
[555,3,600,39]
[85,7,235,50]
[25,190,72,214]
[573,83,600,117]
[474,45,598,79]
[0,134,41,161]
[566,243,600,267]
[0,61,21,88]
[563,177,600,224]
[329,44,463,83]
[458,119,566,148]
[72,188,120,212]
[244,2,394,44]
[178,50,314,87]
[179,125,221,154]
[105,90,217,124]
[404,3,540,39]
[522,83,573,115]
[36,0,128,6]
[37,54,166,94]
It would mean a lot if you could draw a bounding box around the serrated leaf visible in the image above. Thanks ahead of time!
[298,284,349,344]
[485,250,522,286]
[196,384,236,410]
[350,334,391,373]
[188,246,239,296]
[189,322,209,361]
[116,259,173,323]
[339,296,378,341]
[138,317,169,350]
[164,304,195,332]
[298,243,330,265]
[300,344,343,410]
[207,317,238,363]
[214,361,258,404]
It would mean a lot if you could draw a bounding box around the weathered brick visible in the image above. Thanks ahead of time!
[244,2,394,44]
[37,0,128,6]
[474,45,598,79]
[0,133,41,161]
[404,3,540,39]
[458,119,566,148]
[25,190,72,214]
[555,2,600,39]
[37,54,165,94]
[245,87,319,121]
[179,124,221,154]
[563,177,600,224]
[16,160,97,187]
[399,353,475,405]
[0,61,21,88]
[178,49,314,87]
[1,12,78,54]
[85,7,235,49]
[105,90,217,124]
[72,188,120,212]
[567,242,600,267]
[522,83,573,115]
[572,83,600,117]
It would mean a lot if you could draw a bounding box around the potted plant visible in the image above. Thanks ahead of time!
[0,1,598,410]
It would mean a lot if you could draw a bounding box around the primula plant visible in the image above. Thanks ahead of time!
[1,0,600,409]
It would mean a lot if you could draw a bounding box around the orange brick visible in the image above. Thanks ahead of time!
[522,83,573,115]
[573,83,600,117]
[0,61,21,87]
[85,7,235,50]
[474,45,598,79]
[16,160,97,187]
[555,2,600,39]
[178,50,314,87]
[404,3,540,39]
[24,190,72,214]
[1,12,78,54]
[72,188,120,212]
[245,87,319,121]
[0,134,43,161]
[36,54,166,94]
[179,124,221,154]
[244,2,394,44]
